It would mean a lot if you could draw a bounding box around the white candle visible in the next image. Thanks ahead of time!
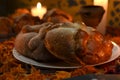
[94,0,108,34]
[31,2,47,19]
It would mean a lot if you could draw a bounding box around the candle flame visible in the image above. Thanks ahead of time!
[37,2,41,9]
[31,2,47,19]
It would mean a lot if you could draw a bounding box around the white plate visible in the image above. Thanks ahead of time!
[12,41,120,69]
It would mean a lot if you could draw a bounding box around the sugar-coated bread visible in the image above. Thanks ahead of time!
[15,23,60,62]
[44,22,113,65]
[15,22,113,65]
[43,8,73,23]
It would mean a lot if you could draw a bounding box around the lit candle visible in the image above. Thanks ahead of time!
[94,0,108,34]
[31,2,47,19]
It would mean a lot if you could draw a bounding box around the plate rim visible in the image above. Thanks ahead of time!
[12,49,81,69]
[12,41,120,69]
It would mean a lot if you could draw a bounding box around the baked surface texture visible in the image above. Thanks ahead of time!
[15,22,113,65]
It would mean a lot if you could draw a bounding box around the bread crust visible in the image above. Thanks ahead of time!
[15,22,113,65]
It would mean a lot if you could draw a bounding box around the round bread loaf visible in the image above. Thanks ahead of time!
[15,22,60,62]
[44,22,113,65]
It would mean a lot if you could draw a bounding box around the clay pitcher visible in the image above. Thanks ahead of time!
[79,5,105,28]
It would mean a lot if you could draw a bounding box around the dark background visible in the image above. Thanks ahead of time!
[0,0,40,16]
[0,0,91,16]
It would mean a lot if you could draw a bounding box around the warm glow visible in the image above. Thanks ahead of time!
[94,0,108,34]
[31,2,47,19]
[37,2,41,9]
[94,0,108,10]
